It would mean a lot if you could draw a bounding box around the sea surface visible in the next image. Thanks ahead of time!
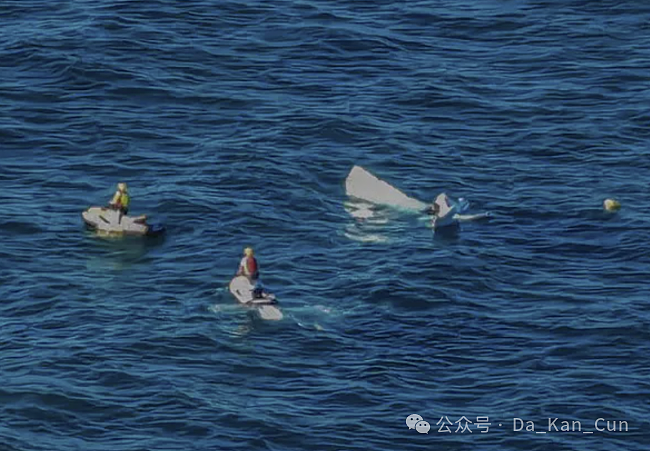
[1,0,649,450]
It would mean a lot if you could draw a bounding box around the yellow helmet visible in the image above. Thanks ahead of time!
[117,182,128,192]
[603,198,620,211]
[244,247,254,257]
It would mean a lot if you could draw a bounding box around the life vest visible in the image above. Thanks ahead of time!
[246,257,258,277]
[117,192,130,209]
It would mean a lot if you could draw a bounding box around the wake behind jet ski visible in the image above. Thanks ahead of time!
[82,182,165,236]
[345,165,490,229]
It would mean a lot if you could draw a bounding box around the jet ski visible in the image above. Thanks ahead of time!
[429,193,470,228]
[345,166,488,230]
[345,165,427,212]
[229,275,283,321]
[82,207,165,236]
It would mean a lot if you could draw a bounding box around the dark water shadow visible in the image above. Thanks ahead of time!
[432,222,461,242]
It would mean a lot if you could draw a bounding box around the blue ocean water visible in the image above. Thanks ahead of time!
[1,0,650,449]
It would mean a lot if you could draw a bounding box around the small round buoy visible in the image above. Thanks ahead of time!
[603,198,621,211]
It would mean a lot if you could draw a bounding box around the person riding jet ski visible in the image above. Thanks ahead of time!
[81,181,165,236]
[106,182,147,224]
[236,247,264,298]
[109,182,130,215]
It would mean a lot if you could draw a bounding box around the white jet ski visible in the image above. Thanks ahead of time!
[82,207,165,236]
[345,166,487,229]
[229,275,283,321]
[430,193,470,229]
[345,165,427,212]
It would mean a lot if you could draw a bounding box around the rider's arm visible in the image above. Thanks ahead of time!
[109,191,120,206]
[236,257,246,276]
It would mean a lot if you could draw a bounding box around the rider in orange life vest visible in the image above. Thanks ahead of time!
[237,247,260,282]
[108,182,130,215]
[237,247,263,298]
